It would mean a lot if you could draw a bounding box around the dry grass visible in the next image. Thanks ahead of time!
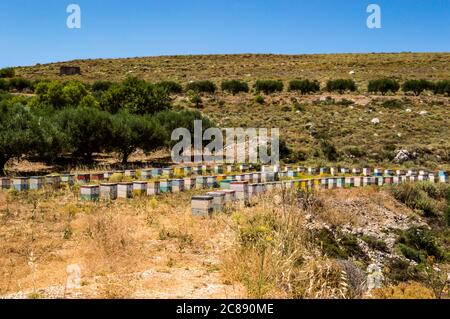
[16,53,450,84]
[0,188,244,298]
[221,190,351,299]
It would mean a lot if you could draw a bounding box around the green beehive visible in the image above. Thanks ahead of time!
[80,185,100,201]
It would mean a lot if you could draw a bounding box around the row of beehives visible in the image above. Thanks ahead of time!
[191,172,450,217]
[0,162,444,189]
[1,166,448,198]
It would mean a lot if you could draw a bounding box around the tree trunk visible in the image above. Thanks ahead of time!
[0,155,9,176]
[121,152,129,165]
[83,152,93,164]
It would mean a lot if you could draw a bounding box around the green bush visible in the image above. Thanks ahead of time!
[0,67,15,78]
[402,79,433,96]
[254,94,265,104]
[55,107,112,163]
[185,80,216,94]
[92,81,113,92]
[100,77,171,114]
[288,79,320,94]
[187,90,202,108]
[0,103,45,173]
[221,80,249,95]
[155,81,183,94]
[62,81,89,106]
[432,80,450,96]
[8,78,33,92]
[0,79,8,91]
[368,78,400,95]
[320,140,339,161]
[326,79,357,93]
[254,80,283,94]
[397,227,444,263]
[110,111,166,164]
[381,99,403,109]
[444,206,450,227]
[153,109,214,150]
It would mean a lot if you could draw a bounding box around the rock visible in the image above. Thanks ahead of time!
[419,110,428,115]
[394,149,410,163]
[371,118,380,125]
[405,108,412,112]
[349,70,355,75]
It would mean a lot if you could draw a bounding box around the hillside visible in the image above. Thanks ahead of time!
[5,53,450,172]
[15,53,450,85]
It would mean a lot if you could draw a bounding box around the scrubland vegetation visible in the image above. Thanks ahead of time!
[0,53,449,299]
[0,182,448,299]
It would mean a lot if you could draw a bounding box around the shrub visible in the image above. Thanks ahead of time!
[32,81,66,109]
[221,80,249,95]
[110,111,166,164]
[154,109,214,141]
[0,67,15,78]
[432,80,450,96]
[288,79,320,94]
[444,206,450,227]
[8,78,33,92]
[0,103,45,173]
[320,140,339,161]
[155,81,183,94]
[185,80,216,94]
[62,81,88,106]
[372,282,435,299]
[381,99,403,109]
[368,78,400,95]
[254,80,283,94]
[100,77,171,114]
[397,227,444,263]
[55,107,112,163]
[254,94,265,104]
[402,79,433,96]
[0,79,8,91]
[187,90,202,108]
[326,79,357,93]
[92,81,113,92]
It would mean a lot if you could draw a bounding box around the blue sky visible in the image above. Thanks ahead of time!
[0,0,449,67]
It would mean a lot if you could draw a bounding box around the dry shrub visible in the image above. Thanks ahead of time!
[81,210,141,275]
[96,275,137,299]
[371,282,435,299]
[222,189,351,299]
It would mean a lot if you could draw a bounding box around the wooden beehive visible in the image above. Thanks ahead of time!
[191,195,214,217]
[100,183,118,200]
[206,191,226,212]
[80,185,100,201]
[171,179,185,192]
[45,175,61,189]
[0,177,11,190]
[29,176,44,190]
[133,181,148,196]
[77,173,90,184]
[159,180,172,193]
[61,174,75,186]
[12,177,29,191]
[141,169,152,180]
[117,182,133,198]
[147,181,160,196]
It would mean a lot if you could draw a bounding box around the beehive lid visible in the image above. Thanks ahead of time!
[192,195,214,201]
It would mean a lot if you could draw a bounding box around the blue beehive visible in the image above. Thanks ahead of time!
[12,177,29,191]
[29,176,44,190]
[151,168,162,178]
[160,180,172,193]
